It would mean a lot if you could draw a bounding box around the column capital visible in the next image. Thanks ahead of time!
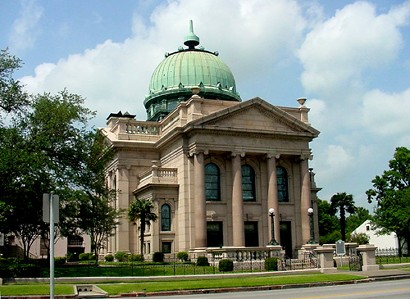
[188,148,208,157]
[231,151,245,158]
[266,153,280,160]
[300,153,313,161]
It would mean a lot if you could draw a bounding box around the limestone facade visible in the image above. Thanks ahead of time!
[102,95,320,258]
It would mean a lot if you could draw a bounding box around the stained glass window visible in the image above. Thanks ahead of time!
[205,163,220,201]
[242,164,256,202]
[277,166,289,202]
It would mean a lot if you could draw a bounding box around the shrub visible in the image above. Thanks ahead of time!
[349,232,370,245]
[264,257,279,271]
[79,252,94,261]
[153,252,164,263]
[104,254,114,262]
[0,259,41,278]
[218,259,234,272]
[196,256,209,266]
[129,254,144,262]
[114,251,128,262]
[177,251,189,262]
[66,252,77,262]
[54,256,66,266]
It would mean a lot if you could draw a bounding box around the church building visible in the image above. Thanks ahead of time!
[101,22,320,258]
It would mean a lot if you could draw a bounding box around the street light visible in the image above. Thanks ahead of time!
[268,208,279,245]
[307,207,315,244]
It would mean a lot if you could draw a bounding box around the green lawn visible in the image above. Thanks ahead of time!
[40,263,219,277]
[0,274,364,296]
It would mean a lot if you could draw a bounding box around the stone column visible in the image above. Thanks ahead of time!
[194,152,207,248]
[357,244,379,271]
[300,155,311,244]
[116,167,131,253]
[232,153,245,247]
[314,246,337,273]
[267,154,280,244]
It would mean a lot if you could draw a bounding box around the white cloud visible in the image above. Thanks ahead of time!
[362,88,410,136]
[298,1,410,95]
[305,98,326,128]
[325,144,354,173]
[19,0,307,124]
[9,0,43,51]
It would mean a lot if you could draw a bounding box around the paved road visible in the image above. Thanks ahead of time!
[141,278,410,299]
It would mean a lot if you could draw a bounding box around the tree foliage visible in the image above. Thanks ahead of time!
[367,147,410,256]
[0,49,119,260]
[0,49,29,117]
[330,192,356,241]
[128,199,158,256]
[317,198,340,244]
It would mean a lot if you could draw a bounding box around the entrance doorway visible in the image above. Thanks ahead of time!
[244,221,259,247]
[207,221,223,247]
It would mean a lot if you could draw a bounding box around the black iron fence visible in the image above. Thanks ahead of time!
[376,248,410,265]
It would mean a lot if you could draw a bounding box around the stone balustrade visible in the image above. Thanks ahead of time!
[137,167,178,188]
[205,246,283,262]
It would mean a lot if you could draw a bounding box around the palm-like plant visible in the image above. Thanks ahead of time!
[128,198,158,256]
[330,192,356,241]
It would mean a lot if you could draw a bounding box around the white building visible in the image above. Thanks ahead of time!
[352,220,399,251]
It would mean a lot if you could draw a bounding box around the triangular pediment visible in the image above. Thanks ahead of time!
[186,97,319,137]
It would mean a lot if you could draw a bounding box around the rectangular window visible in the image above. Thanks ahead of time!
[207,221,223,247]
[162,242,172,253]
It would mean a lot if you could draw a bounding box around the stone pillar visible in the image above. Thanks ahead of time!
[194,152,207,248]
[357,244,379,271]
[232,153,245,247]
[300,156,311,244]
[116,167,131,253]
[267,154,280,244]
[314,246,337,273]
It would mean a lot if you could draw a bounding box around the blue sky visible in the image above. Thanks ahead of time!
[1,0,410,209]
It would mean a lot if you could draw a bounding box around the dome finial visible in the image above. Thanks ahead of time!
[184,20,200,49]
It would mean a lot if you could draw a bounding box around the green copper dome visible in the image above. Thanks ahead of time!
[144,21,241,121]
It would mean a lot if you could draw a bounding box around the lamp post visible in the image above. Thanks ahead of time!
[307,207,315,244]
[268,208,278,245]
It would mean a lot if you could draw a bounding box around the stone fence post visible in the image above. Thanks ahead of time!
[314,246,337,273]
[357,244,379,271]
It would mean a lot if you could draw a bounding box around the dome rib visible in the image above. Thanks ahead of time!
[144,21,241,121]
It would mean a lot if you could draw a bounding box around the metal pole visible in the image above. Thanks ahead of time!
[271,214,275,241]
[49,192,55,299]
[268,208,278,245]
[308,208,315,244]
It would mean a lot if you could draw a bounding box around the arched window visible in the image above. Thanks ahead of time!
[277,166,289,202]
[161,204,171,231]
[242,164,256,202]
[205,163,220,201]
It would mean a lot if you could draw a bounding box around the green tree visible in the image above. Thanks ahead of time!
[128,199,158,256]
[317,198,340,244]
[0,50,120,260]
[367,147,410,256]
[330,192,356,241]
[0,48,29,116]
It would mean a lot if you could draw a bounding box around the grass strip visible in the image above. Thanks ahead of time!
[0,274,365,296]
[0,285,73,296]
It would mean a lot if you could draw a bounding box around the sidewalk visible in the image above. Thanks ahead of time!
[348,268,410,280]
